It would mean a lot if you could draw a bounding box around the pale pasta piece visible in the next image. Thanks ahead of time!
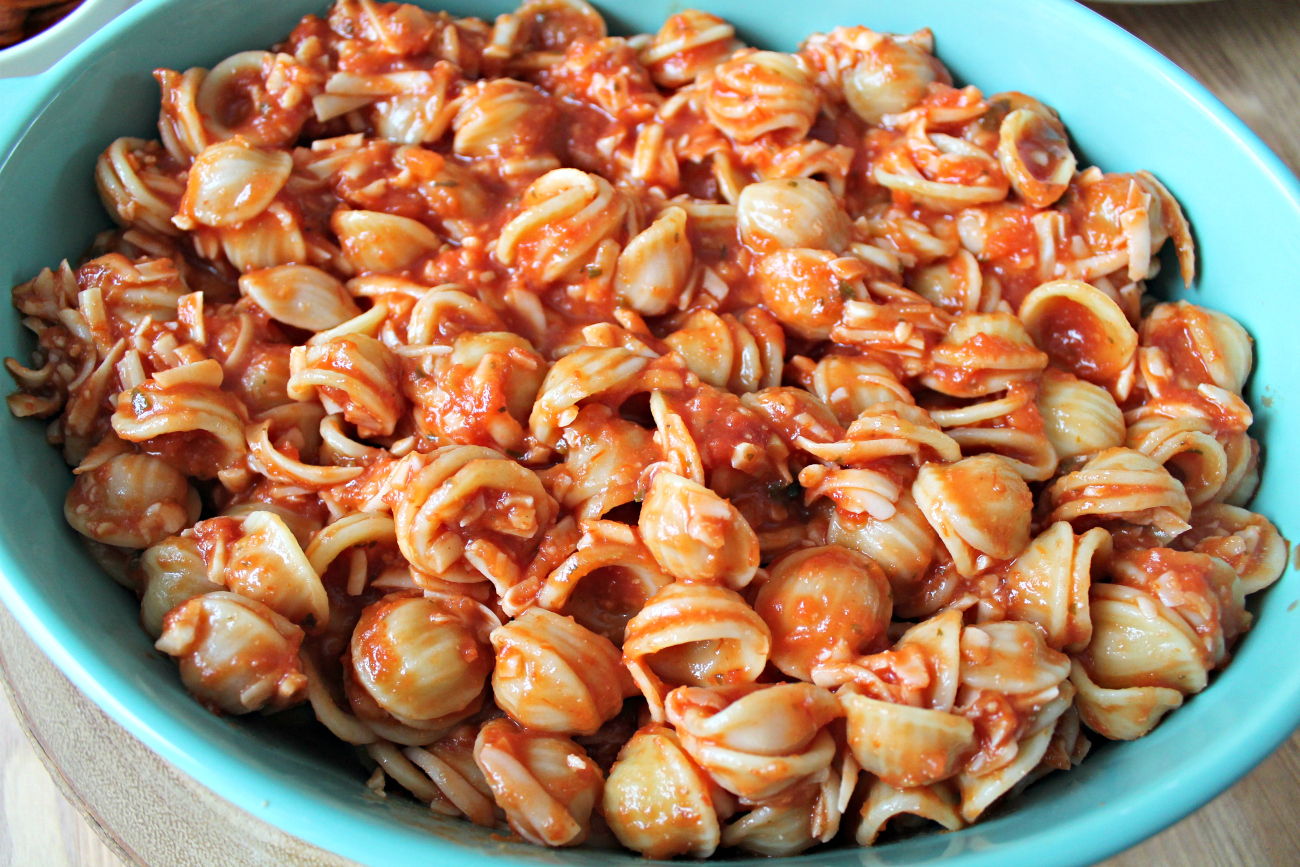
[349,593,493,732]
[138,535,223,638]
[955,720,1055,823]
[808,354,913,425]
[540,405,660,521]
[960,621,1071,697]
[238,265,360,332]
[1019,280,1138,388]
[452,78,559,174]
[1002,522,1111,652]
[856,778,963,846]
[531,519,671,642]
[406,331,546,453]
[64,452,200,549]
[497,168,629,284]
[1125,412,1228,506]
[222,510,329,629]
[604,724,722,858]
[826,491,940,600]
[1078,582,1210,697]
[155,591,307,715]
[388,445,556,588]
[995,107,1076,208]
[908,249,987,314]
[814,609,964,711]
[403,725,498,826]
[1069,659,1183,741]
[287,334,406,438]
[1109,547,1248,667]
[921,312,1048,398]
[931,384,1059,481]
[1036,367,1126,461]
[703,50,820,144]
[1218,432,1261,506]
[528,345,650,448]
[664,309,785,394]
[490,608,630,736]
[219,204,308,273]
[1047,447,1192,540]
[736,178,850,254]
[172,139,292,230]
[755,545,893,681]
[110,365,249,479]
[839,688,975,788]
[332,210,441,274]
[613,205,692,315]
[722,766,843,856]
[95,137,183,237]
[623,582,771,720]
[666,683,842,800]
[913,454,1033,576]
[753,248,863,340]
[638,470,760,589]
[474,718,604,848]
[639,10,738,88]
[1140,300,1253,396]
[801,26,941,124]
[1178,503,1288,594]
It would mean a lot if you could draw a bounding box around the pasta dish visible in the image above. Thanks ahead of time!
[5,0,1287,855]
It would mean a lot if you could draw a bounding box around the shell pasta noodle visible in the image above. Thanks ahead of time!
[6,0,1291,856]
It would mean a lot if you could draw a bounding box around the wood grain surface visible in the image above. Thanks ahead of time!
[2,0,1299,865]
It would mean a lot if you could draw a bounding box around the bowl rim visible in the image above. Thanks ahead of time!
[1,0,1300,865]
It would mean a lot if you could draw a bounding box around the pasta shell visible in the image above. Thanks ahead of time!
[839,689,975,788]
[704,50,820,143]
[490,608,630,736]
[174,139,292,229]
[64,453,199,549]
[856,778,962,846]
[614,205,692,316]
[640,11,737,87]
[239,265,361,332]
[155,591,307,715]
[755,545,893,681]
[474,718,604,848]
[1002,522,1111,652]
[737,178,850,254]
[1069,659,1183,741]
[222,510,329,630]
[1019,279,1138,386]
[913,454,1033,576]
[623,582,771,720]
[666,683,842,799]
[639,470,760,589]
[604,724,721,858]
[1081,582,1210,695]
[350,594,492,725]
[1036,367,1125,461]
[995,108,1076,208]
[332,209,441,274]
[138,535,223,638]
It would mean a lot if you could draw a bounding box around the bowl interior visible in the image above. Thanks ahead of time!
[1,1,1299,866]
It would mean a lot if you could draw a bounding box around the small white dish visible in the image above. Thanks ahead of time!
[0,0,139,79]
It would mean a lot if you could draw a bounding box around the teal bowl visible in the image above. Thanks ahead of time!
[1,0,1298,865]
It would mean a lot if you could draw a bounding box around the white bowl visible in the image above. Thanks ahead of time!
[0,0,138,79]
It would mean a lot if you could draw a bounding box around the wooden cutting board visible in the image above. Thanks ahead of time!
[2,0,1299,864]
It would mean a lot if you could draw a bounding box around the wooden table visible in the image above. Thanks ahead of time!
[2,0,1299,864]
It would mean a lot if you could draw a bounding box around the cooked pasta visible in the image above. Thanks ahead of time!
[5,0,1286,856]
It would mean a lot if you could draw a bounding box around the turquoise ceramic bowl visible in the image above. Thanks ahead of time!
[0,1,1298,865]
